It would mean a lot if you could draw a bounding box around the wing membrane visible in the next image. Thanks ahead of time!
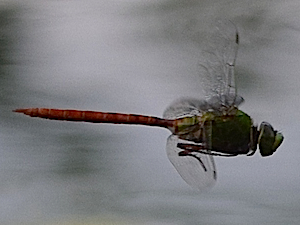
[166,135,216,190]
[163,98,209,119]
[164,97,216,189]
[198,20,239,107]
[163,21,241,189]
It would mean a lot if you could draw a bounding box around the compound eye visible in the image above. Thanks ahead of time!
[273,132,284,151]
[258,122,283,157]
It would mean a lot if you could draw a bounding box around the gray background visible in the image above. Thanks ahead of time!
[1,0,298,224]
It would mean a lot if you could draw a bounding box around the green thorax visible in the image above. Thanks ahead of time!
[174,109,253,154]
[204,110,253,154]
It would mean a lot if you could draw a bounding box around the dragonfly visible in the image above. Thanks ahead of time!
[14,21,283,190]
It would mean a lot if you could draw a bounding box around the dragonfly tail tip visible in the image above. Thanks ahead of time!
[13,108,28,113]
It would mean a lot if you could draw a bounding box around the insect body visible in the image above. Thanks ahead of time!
[14,21,283,190]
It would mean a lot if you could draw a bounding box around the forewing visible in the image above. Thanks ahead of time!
[198,20,239,106]
[166,135,216,190]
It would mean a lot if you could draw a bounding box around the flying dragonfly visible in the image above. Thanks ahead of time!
[14,21,283,190]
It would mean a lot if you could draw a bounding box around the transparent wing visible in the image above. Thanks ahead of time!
[164,99,216,190]
[166,135,216,190]
[198,20,239,107]
[163,22,239,189]
[163,98,209,119]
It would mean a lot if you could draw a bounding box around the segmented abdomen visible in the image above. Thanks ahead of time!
[14,108,175,130]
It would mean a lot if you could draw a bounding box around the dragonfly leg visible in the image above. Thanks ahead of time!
[178,149,207,172]
[246,150,256,156]
[177,143,238,157]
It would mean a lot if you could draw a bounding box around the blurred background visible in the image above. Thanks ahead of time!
[1,0,299,224]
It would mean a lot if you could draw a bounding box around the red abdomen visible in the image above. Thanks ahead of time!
[14,108,175,130]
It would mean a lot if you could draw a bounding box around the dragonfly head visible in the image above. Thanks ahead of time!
[258,122,284,157]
